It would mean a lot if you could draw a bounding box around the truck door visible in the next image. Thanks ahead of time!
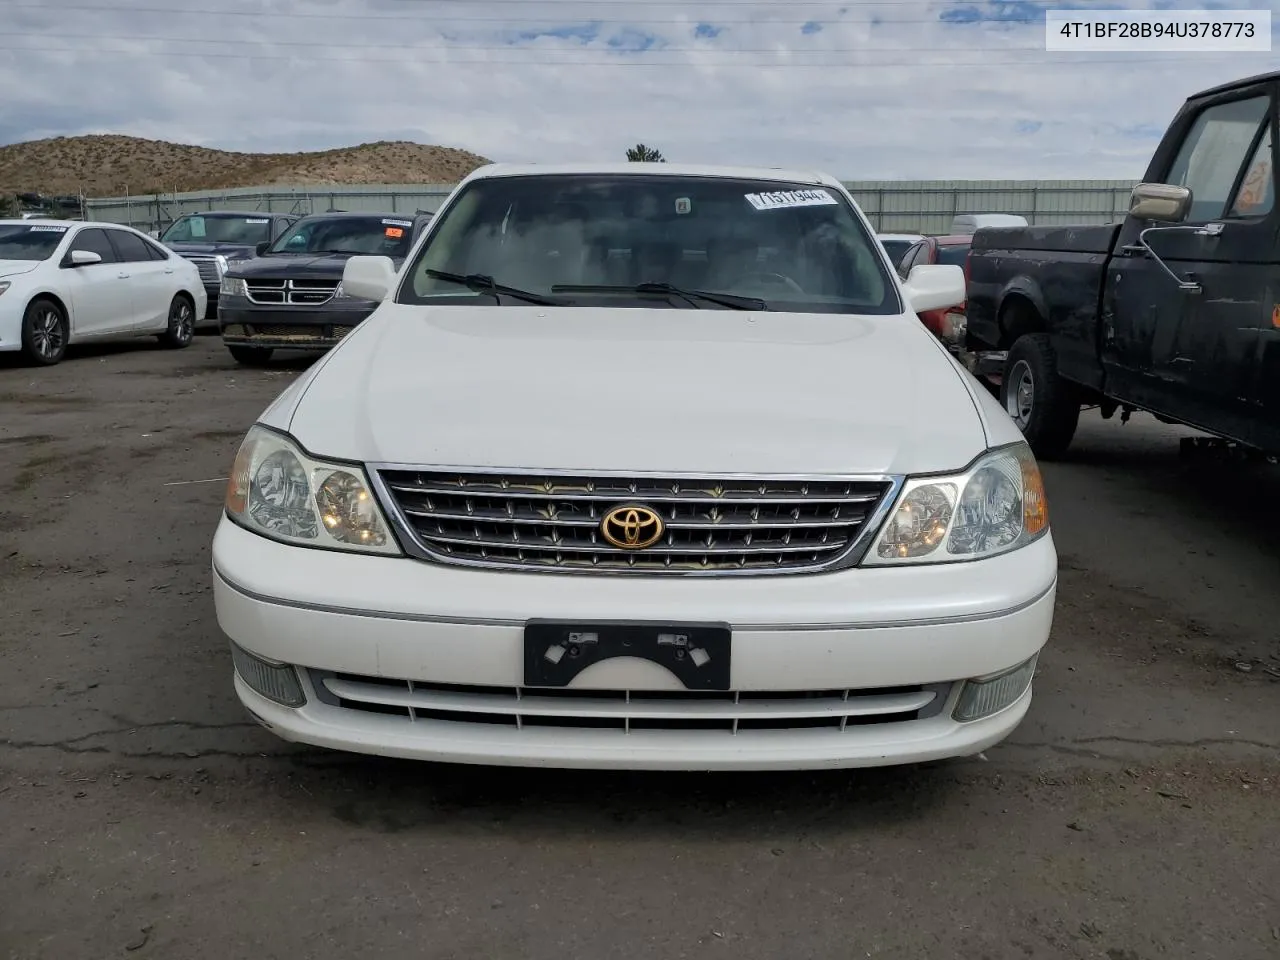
[1103,80,1278,446]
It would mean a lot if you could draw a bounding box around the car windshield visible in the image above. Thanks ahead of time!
[268,216,416,256]
[936,242,971,267]
[0,223,69,260]
[160,215,273,245]
[399,173,899,314]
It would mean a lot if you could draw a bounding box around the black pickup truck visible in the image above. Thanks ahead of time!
[217,211,433,365]
[159,211,298,320]
[963,70,1279,459]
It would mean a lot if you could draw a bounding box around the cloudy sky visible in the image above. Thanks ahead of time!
[2,0,1276,178]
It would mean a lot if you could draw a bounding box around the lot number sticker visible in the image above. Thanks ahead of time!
[29,225,68,232]
[385,227,404,238]
[745,189,838,211]
[245,218,269,224]
[382,218,412,227]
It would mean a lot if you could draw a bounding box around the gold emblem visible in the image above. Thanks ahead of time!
[600,504,664,550]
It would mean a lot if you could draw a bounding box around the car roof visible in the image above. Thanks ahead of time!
[1191,70,1280,100]
[292,211,429,221]
[933,235,973,244]
[174,210,281,218]
[461,161,844,190]
[0,217,84,227]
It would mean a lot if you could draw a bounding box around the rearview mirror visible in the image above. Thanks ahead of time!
[66,250,102,267]
[1129,182,1191,222]
[255,241,270,257]
[902,264,965,315]
[342,255,397,302]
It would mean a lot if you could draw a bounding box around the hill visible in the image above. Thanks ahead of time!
[0,135,491,198]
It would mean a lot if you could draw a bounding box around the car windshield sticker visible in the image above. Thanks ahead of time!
[675,197,691,215]
[245,218,269,224]
[189,217,206,238]
[385,227,404,238]
[745,189,838,211]
[29,225,68,232]
[382,218,413,228]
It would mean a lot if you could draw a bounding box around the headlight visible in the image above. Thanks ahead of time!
[224,425,401,555]
[0,281,9,297]
[220,276,247,297]
[862,442,1048,566]
[332,281,366,301]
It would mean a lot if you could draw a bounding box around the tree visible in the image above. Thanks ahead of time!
[625,143,666,162]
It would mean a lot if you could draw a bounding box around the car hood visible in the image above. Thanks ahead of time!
[0,260,42,278]
[164,241,259,257]
[281,304,989,476]
[231,252,405,279]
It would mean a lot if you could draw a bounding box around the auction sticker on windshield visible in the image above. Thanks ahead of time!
[382,218,413,227]
[29,225,68,232]
[745,189,838,211]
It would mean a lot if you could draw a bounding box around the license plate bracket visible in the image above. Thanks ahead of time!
[523,620,732,691]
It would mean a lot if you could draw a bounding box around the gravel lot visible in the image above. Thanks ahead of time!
[2,336,1279,960]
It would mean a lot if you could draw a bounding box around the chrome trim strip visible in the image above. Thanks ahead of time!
[365,463,905,578]
[213,563,1056,631]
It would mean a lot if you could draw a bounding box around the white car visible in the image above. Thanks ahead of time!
[0,219,206,365]
[212,163,1057,772]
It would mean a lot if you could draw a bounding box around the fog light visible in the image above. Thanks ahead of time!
[230,642,306,707]
[953,654,1037,722]
[222,324,246,337]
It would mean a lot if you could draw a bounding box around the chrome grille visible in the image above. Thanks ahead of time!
[245,278,340,305]
[309,671,951,731]
[376,469,896,575]
[184,255,223,285]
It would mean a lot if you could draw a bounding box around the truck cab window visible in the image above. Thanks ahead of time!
[1165,94,1271,223]
[1227,120,1275,218]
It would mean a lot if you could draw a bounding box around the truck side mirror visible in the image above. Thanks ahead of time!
[255,241,270,257]
[1129,182,1192,223]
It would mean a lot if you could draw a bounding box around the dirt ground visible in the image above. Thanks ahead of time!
[2,336,1278,960]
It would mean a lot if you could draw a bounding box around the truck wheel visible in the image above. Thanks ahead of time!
[228,345,274,367]
[1001,333,1079,459]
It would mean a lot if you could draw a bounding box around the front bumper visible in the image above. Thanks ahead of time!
[212,518,1057,770]
[218,300,375,351]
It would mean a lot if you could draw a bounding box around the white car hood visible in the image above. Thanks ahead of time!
[0,260,41,279]
[282,304,988,475]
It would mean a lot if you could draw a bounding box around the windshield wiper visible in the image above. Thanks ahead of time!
[549,282,766,311]
[424,268,559,306]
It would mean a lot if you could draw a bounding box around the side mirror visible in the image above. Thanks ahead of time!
[902,264,965,315]
[342,255,397,302]
[255,241,270,257]
[66,249,102,267]
[1129,182,1191,223]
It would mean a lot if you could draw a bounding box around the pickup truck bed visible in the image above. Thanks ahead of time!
[965,223,1120,396]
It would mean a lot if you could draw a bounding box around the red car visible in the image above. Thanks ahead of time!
[895,235,970,346]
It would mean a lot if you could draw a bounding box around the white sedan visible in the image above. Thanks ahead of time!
[0,219,206,365]
[212,162,1057,771]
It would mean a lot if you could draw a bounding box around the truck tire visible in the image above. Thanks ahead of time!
[1001,333,1079,459]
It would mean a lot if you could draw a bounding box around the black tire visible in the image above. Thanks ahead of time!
[157,294,195,349]
[20,297,69,366]
[227,345,274,367]
[1001,333,1080,459]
